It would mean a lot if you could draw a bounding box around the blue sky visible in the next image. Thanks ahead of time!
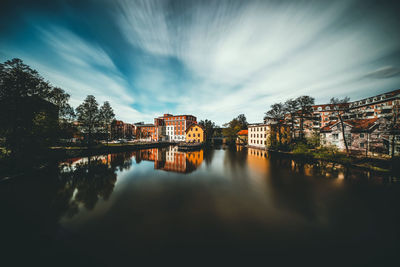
[1,0,400,125]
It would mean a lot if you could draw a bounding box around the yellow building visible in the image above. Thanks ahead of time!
[185,123,205,143]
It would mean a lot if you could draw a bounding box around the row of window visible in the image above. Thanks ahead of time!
[188,134,201,137]
[250,134,267,138]
[249,127,266,132]
[250,140,267,145]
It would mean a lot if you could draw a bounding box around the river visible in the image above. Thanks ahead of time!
[1,145,399,266]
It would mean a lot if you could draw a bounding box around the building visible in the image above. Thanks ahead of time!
[185,123,205,143]
[320,117,400,155]
[154,114,197,142]
[135,123,156,141]
[311,89,400,132]
[248,124,268,149]
[111,120,134,139]
[236,129,248,145]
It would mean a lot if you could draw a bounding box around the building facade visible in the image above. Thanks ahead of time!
[185,123,205,143]
[248,124,269,149]
[154,114,197,142]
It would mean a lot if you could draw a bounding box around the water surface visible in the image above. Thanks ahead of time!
[1,146,399,266]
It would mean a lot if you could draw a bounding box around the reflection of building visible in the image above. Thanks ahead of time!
[247,147,270,175]
[139,146,203,173]
[185,123,205,143]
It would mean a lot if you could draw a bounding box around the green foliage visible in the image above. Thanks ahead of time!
[306,131,320,149]
[99,101,115,142]
[76,95,101,146]
[292,142,312,156]
[199,119,216,141]
[222,114,248,143]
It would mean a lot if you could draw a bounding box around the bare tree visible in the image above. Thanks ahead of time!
[330,97,350,154]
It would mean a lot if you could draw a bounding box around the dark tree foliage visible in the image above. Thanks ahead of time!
[99,101,115,144]
[198,119,216,141]
[265,103,285,146]
[330,97,351,154]
[76,95,100,147]
[0,58,69,159]
[222,114,248,143]
[296,95,315,140]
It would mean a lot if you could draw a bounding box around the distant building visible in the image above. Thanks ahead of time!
[135,123,156,141]
[111,120,134,139]
[248,124,268,149]
[185,123,205,143]
[236,129,248,145]
[154,114,197,142]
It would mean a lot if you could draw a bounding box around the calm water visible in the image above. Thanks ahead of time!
[1,146,399,266]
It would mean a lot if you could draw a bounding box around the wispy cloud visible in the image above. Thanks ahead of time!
[1,0,400,124]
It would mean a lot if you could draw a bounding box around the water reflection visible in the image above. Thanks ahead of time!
[138,146,204,173]
[1,146,399,266]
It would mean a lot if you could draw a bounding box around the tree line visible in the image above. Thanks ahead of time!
[0,58,116,161]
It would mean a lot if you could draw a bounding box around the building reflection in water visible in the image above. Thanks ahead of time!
[138,146,204,174]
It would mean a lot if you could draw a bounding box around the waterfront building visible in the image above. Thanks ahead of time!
[248,123,268,149]
[236,129,248,145]
[154,114,197,142]
[320,117,400,155]
[185,123,205,143]
[111,120,134,139]
[135,123,156,141]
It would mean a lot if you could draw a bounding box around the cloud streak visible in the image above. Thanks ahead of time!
[1,0,400,124]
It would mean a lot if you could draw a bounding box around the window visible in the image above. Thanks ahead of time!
[189,134,191,137]
[318,107,322,111]
[198,134,200,137]
[195,128,198,131]
[360,133,364,138]
[333,134,339,140]
[360,143,365,148]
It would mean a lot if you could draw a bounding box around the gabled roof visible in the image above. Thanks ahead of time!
[346,118,378,132]
[185,123,204,133]
[237,130,248,135]
[320,120,338,132]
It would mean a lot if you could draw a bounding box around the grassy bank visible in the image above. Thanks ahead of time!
[269,144,399,175]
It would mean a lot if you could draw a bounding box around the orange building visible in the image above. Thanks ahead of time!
[155,114,197,142]
[135,123,156,141]
[185,123,205,143]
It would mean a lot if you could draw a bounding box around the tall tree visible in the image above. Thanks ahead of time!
[236,114,248,130]
[296,95,315,140]
[0,58,58,158]
[330,97,350,154]
[76,95,100,147]
[283,98,299,140]
[99,101,115,145]
[198,119,216,142]
[265,103,285,146]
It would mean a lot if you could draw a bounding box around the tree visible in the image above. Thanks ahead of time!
[198,119,216,142]
[0,58,59,158]
[99,101,115,145]
[330,97,350,154]
[283,98,299,140]
[222,114,247,143]
[76,95,100,147]
[265,103,285,146]
[237,114,248,130]
[296,95,315,140]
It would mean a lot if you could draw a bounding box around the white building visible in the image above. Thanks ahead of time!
[248,123,269,149]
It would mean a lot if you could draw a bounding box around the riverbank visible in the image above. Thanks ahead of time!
[265,148,399,175]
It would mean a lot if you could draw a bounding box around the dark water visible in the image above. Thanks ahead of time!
[1,146,399,266]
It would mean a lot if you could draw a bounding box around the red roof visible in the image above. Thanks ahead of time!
[346,118,378,131]
[237,130,248,135]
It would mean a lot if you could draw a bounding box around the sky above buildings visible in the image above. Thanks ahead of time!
[1,0,400,125]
